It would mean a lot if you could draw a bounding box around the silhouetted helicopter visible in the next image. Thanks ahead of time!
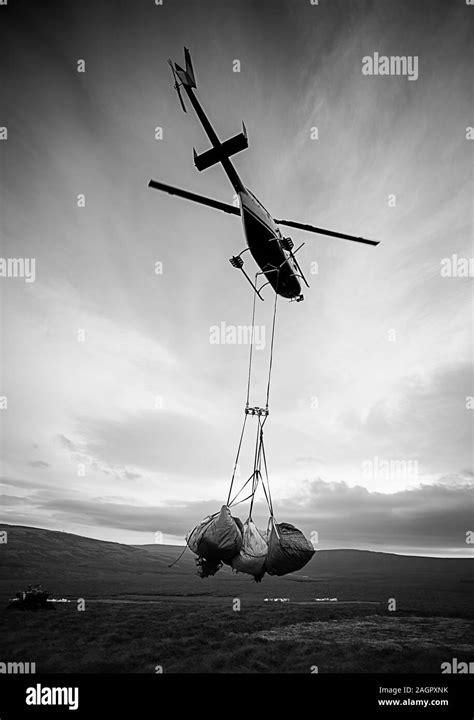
[149,48,379,302]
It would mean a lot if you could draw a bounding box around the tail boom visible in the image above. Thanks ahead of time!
[172,48,245,193]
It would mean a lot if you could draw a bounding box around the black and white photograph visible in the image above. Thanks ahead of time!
[0,0,473,715]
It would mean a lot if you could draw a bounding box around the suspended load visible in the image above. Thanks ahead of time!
[186,505,243,577]
[230,519,268,581]
[181,274,316,581]
[265,521,315,576]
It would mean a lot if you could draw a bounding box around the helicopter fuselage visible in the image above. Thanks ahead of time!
[239,189,303,300]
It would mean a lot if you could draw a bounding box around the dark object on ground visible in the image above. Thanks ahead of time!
[265,523,315,576]
[7,584,52,611]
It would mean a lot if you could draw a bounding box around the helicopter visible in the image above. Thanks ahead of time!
[149,48,380,302]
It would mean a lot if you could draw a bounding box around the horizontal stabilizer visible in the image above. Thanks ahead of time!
[148,179,241,216]
[194,126,248,172]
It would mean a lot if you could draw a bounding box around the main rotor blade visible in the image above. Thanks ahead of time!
[148,180,241,216]
[275,219,379,246]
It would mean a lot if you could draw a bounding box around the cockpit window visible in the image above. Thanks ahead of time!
[248,190,272,219]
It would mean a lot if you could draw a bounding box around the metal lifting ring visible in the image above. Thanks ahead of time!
[245,406,269,417]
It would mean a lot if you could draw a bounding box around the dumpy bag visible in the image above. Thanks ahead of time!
[231,520,268,578]
[186,505,243,561]
[265,522,315,576]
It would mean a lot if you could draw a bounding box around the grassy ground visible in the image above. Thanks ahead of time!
[1,524,472,673]
[2,601,474,673]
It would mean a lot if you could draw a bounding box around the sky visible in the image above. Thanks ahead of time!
[0,0,473,556]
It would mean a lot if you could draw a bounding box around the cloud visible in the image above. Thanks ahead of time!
[2,474,472,554]
[289,478,474,549]
[340,361,474,474]
[0,495,27,507]
[0,476,53,491]
[124,471,142,481]
[57,434,77,452]
[78,411,231,478]
[28,460,50,469]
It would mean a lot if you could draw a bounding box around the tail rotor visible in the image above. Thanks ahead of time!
[168,59,187,113]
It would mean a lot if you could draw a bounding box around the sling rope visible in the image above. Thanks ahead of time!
[227,269,279,515]
[245,277,258,409]
[168,544,189,568]
[228,412,263,507]
[265,277,279,410]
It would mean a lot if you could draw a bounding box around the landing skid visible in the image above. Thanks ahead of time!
[229,249,265,301]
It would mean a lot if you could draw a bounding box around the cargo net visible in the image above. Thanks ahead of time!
[182,272,315,580]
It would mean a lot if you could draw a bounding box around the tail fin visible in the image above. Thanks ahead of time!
[175,47,196,88]
[172,48,245,193]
